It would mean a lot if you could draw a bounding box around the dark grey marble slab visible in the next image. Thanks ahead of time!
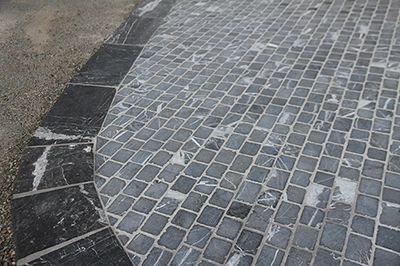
[13,184,106,259]
[106,16,164,46]
[15,144,93,194]
[23,228,132,266]
[70,44,142,86]
[132,0,177,18]
[28,84,115,146]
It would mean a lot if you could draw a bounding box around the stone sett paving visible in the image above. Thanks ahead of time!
[95,0,400,265]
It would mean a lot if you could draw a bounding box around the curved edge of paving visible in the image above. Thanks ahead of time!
[12,0,176,264]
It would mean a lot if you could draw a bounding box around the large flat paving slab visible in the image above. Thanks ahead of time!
[13,0,400,265]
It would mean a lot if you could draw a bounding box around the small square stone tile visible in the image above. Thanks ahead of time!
[156,197,181,215]
[236,229,263,255]
[217,217,243,240]
[230,155,253,173]
[132,197,157,214]
[142,247,172,266]
[246,205,274,232]
[171,210,196,229]
[376,226,400,253]
[266,169,290,190]
[286,185,306,204]
[320,222,347,252]
[345,234,372,264]
[373,248,400,266]
[255,245,284,266]
[145,181,168,199]
[127,233,154,254]
[117,211,145,234]
[123,180,147,197]
[266,224,292,249]
[171,246,201,266]
[142,213,169,236]
[274,202,300,227]
[285,247,312,266]
[293,225,319,250]
[355,194,379,217]
[314,248,341,266]
[209,188,234,208]
[204,238,232,264]
[194,177,217,195]
[236,181,261,203]
[182,192,207,212]
[158,226,186,250]
[171,176,196,194]
[227,201,252,219]
[197,206,224,226]
[186,225,212,248]
[107,195,135,216]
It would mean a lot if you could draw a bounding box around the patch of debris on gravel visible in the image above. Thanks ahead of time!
[0,0,141,263]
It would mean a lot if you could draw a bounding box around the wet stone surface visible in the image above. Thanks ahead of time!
[94,0,400,264]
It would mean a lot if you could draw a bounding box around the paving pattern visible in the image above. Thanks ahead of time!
[93,0,400,265]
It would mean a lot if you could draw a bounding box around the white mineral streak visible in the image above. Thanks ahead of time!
[357,99,372,109]
[205,6,219,12]
[306,184,325,206]
[165,190,186,201]
[213,126,233,138]
[177,248,194,265]
[370,60,387,68]
[383,98,393,109]
[138,0,163,16]
[327,94,339,103]
[293,39,306,48]
[226,253,243,266]
[170,151,186,165]
[330,31,339,41]
[34,127,86,141]
[358,25,369,38]
[79,184,107,223]
[32,147,51,191]
[333,178,357,202]
[279,112,291,124]
[251,42,266,52]
[267,225,280,241]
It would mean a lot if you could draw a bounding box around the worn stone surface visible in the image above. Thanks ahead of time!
[13,0,400,264]
[93,0,400,264]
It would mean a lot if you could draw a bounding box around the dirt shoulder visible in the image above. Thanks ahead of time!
[0,0,140,263]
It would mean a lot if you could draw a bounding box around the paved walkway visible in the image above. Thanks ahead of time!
[12,0,400,265]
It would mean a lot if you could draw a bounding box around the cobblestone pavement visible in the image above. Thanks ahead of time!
[12,0,400,265]
[94,0,400,265]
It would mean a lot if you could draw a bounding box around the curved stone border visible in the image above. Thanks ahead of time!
[12,0,176,264]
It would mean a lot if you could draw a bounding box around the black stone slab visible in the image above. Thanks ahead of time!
[13,184,106,259]
[15,144,93,194]
[132,0,177,18]
[70,44,142,86]
[106,16,164,46]
[24,228,132,265]
[29,84,115,146]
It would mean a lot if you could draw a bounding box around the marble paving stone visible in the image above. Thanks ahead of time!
[29,84,115,146]
[15,144,93,193]
[71,44,142,86]
[24,228,131,265]
[13,184,106,259]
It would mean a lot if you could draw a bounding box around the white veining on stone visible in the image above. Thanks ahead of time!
[34,127,89,141]
[333,178,357,203]
[226,253,242,266]
[138,0,163,16]
[32,147,51,191]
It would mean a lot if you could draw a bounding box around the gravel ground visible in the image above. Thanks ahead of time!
[0,0,140,263]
